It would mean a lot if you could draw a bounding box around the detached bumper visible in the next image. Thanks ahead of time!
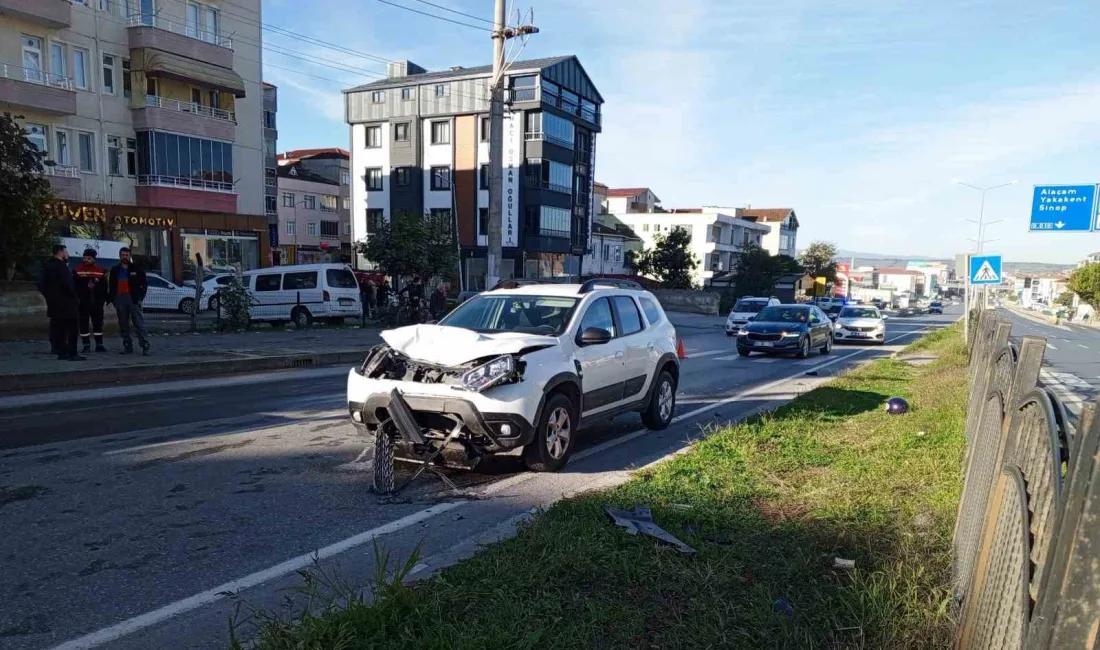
[346,371,536,453]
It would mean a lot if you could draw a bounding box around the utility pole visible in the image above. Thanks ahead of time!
[486,0,537,290]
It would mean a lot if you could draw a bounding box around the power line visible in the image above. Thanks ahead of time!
[408,0,496,26]
[372,0,490,31]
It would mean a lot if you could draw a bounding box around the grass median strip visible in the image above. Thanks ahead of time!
[242,324,968,650]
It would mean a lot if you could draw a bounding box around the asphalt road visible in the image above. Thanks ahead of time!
[998,308,1100,424]
[0,308,959,650]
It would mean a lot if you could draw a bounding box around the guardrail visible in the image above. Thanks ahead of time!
[0,63,74,90]
[951,308,1099,648]
[43,164,79,177]
[127,14,233,49]
[145,94,235,122]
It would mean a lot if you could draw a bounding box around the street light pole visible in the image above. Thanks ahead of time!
[955,179,1018,340]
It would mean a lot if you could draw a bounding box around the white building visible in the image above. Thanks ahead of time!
[604,187,660,214]
[876,268,925,294]
[740,208,799,258]
[616,210,769,285]
[905,261,948,297]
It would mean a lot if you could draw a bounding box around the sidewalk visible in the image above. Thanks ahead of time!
[0,326,380,394]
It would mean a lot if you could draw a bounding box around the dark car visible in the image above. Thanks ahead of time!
[928,301,944,314]
[736,304,834,358]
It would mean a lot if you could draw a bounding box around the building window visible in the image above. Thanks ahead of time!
[430,166,451,191]
[320,195,338,212]
[342,197,351,210]
[186,1,220,44]
[320,220,339,238]
[393,122,409,142]
[429,208,451,222]
[371,90,384,103]
[53,129,70,166]
[510,74,537,101]
[72,46,89,90]
[480,115,490,142]
[365,167,383,191]
[525,158,571,194]
[479,164,489,190]
[544,113,574,148]
[307,222,318,236]
[365,125,381,148]
[340,171,350,185]
[263,109,276,129]
[124,137,136,176]
[101,53,116,95]
[22,35,43,84]
[265,195,277,213]
[400,87,413,101]
[394,167,410,186]
[285,220,296,235]
[642,224,649,232]
[478,207,488,236]
[435,84,448,97]
[344,222,351,236]
[106,135,122,176]
[263,138,276,158]
[122,58,131,98]
[77,131,95,172]
[430,120,451,145]
[366,209,384,233]
[303,195,316,210]
[526,205,570,238]
[24,124,47,153]
[282,192,295,207]
[136,132,236,187]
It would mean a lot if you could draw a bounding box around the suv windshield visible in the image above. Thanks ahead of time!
[439,294,580,336]
[840,307,880,318]
[732,299,768,313]
[755,306,810,323]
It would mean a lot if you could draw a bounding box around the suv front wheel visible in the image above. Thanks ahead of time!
[523,393,577,472]
[642,370,676,430]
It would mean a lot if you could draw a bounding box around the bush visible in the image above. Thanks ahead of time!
[217,275,252,330]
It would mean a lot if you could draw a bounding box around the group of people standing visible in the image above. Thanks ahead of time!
[38,244,152,361]
[358,273,449,323]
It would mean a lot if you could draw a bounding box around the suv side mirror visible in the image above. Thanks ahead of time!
[579,327,612,346]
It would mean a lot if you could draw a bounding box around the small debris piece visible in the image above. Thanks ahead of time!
[773,597,794,616]
[833,557,856,569]
[605,505,696,554]
[885,397,909,414]
[805,370,819,376]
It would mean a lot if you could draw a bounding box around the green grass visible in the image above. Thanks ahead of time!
[242,323,968,650]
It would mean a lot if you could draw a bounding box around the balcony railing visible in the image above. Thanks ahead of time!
[43,163,79,177]
[525,178,571,195]
[265,177,277,187]
[128,14,233,49]
[137,174,234,192]
[523,130,574,148]
[510,87,537,102]
[1,63,73,89]
[533,227,570,239]
[145,94,236,122]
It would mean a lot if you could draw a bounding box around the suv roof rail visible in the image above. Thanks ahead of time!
[578,278,643,294]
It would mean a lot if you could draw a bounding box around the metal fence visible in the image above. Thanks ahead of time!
[952,308,1100,649]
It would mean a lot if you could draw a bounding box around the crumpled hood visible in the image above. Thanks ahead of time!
[380,324,558,366]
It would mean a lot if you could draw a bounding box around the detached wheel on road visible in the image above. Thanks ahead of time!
[642,370,677,430]
[797,336,812,359]
[291,306,313,328]
[523,393,577,472]
[821,335,833,355]
[372,424,396,494]
[178,297,196,315]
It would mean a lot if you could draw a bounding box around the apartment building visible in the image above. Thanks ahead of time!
[0,0,268,283]
[275,148,352,264]
[875,268,925,295]
[604,187,660,214]
[343,56,603,289]
[616,209,769,286]
[263,81,277,231]
[740,208,799,258]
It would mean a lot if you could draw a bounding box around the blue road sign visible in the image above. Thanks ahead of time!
[1029,184,1097,232]
[969,255,1002,285]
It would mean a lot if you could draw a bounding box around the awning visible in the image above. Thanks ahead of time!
[133,48,246,97]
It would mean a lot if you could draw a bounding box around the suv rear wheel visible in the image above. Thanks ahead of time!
[523,393,577,472]
[641,370,676,430]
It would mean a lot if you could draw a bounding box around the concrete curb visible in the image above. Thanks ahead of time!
[0,349,367,394]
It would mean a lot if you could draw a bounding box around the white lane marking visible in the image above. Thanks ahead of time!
[714,354,743,361]
[1079,344,1090,349]
[1048,344,1058,350]
[52,322,946,650]
[751,358,779,364]
[685,349,732,359]
[45,502,462,650]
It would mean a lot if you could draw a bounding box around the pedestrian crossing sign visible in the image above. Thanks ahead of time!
[969,254,1002,285]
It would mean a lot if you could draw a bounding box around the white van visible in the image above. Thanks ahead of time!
[243,264,361,327]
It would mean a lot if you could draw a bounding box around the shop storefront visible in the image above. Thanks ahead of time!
[47,201,270,285]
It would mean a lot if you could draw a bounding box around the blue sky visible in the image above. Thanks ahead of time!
[262,0,1100,264]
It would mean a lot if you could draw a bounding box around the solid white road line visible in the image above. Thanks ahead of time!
[684,349,732,359]
[1048,344,1059,350]
[751,358,779,364]
[50,322,945,650]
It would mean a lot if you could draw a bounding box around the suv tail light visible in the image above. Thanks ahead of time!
[323,290,331,301]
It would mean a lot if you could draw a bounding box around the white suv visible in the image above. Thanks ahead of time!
[347,281,681,492]
[725,296,780,335]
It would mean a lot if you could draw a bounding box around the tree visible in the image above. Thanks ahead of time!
[358,210,459,282]
[731,244,781,298]
[798,241,838,283]
[0,112,56,282]
[774,254,803,275]
[1055,292,1075,309]
[1068,264,1100,312]
[634,226,698,289]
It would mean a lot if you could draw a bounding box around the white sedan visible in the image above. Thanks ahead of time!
[833,305,887,345]
[145,274,200,315]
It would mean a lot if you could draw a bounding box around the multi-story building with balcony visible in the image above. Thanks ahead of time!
[343,56,603,289]
[275,148,351,265]
[262,81,278,247]
[0,0,269,283]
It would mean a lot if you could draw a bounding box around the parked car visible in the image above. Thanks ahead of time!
[183,273,238,311]
[928,301,944,314]
[347,281,681,491]
[735,304,834,358]
[144,273,200,315]
[725,296,781,335]
[242,264,362,327]
[833,305,887,345]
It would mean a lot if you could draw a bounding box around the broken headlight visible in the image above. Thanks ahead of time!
[461,355,516,392]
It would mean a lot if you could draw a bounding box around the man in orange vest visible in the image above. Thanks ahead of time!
[73,248,109,353]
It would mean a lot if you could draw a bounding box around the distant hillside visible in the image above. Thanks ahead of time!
[1001,262,1075,276]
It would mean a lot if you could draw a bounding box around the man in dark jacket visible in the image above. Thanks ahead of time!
[39,244,83,361]
[106,247,151,355]
[430,283,448,321]
[73,248,109,353]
